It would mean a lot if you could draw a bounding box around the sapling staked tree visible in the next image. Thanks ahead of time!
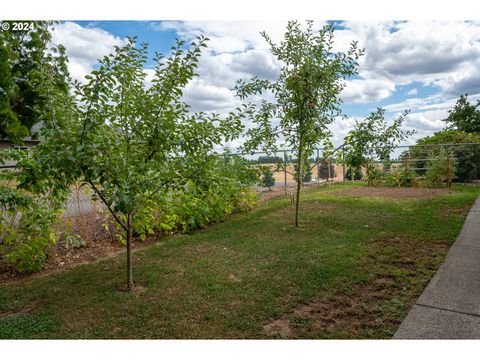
[235,21,363,227]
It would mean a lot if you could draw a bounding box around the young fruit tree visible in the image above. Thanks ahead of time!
[235,21,363,227]
[342,108,414,179]
[20,37,246,291]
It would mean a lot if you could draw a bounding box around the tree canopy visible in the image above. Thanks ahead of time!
[0,21,70,143]
[342,108,413,178]
[235,21,363,226]
[444,94,480,134]
[13,36,251,289]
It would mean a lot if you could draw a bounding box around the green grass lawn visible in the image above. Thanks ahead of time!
[1,183,479,339]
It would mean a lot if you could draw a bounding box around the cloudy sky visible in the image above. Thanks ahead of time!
[50,20,480,149]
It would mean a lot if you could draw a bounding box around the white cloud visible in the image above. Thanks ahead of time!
[341,78,396,103]
[151,21,294,53]
[183,78,240,112]
[337,21,480,99]
[404,110,447,131]
[328,116,359,144]
[50,21,127,82]
[406,88,418,96]
[49,20,480,150]
[157,20,480,147]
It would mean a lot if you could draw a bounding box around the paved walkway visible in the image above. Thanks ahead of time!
[394,197,480,339]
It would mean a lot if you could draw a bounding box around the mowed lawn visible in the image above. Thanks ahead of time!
[1,183,479,339]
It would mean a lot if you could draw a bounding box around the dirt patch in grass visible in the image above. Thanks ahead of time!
[264,282,402,339]
[333,186,453,200]
[0,238,160,284]
[263,236,450,339]
[0,303,36,320]
[257,183,322,202]
[263,319,292,337]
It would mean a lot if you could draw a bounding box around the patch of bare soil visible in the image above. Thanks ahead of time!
[0,303,37,319]
[257,182,330,202]
[263,236,450,339]
[257,184,298,202]
[0,237,159,284]
[44,240,122,270]
[263,319,292,338]
[333,186,453,200]
[263,282,400,339]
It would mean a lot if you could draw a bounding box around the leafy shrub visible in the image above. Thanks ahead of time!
[408,130,480,182]
[365,164,384,186]
[424,151,455,188]
[398,170,418,187]
[233,189,257,212]
[123,154,260,238]
[346,166,362,181]
[1,149,259,274]
[64,234,86,249]
[155,182,257,235]
[0,187,63,273]
[385,168,418,187]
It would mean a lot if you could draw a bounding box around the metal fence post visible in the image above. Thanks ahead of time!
[283,150,287,194]
[327,157,332,186]
[447,153,452,188]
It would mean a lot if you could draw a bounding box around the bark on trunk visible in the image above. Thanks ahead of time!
[295,149,303,228]
[126,212,133,291]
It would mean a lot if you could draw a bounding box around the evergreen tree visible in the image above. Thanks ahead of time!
[261,167,275,190]
[0,21,70,143]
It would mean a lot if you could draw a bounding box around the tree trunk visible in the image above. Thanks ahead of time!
[126,212,133,291]
[295,148,303,228]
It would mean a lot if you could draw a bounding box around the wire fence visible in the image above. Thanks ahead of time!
[2,142,480,218]
[237,142,480,192]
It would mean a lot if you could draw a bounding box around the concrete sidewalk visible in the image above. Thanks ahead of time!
[394,197,480,339]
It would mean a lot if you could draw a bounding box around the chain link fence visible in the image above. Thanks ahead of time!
[236,142,480,192]
[2,142,480,218]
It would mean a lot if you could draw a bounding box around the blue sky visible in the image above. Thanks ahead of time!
[50,20,480,149]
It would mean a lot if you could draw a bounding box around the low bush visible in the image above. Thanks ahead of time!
[346,166,363,181]
[0,187,64,273]
[408,130,480,182]
[365,161,418,188]
[99,154,260,241]
[424,151,455,188]
[384,168,418,187]
[1,153,259,274]
[365,164,384,186]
